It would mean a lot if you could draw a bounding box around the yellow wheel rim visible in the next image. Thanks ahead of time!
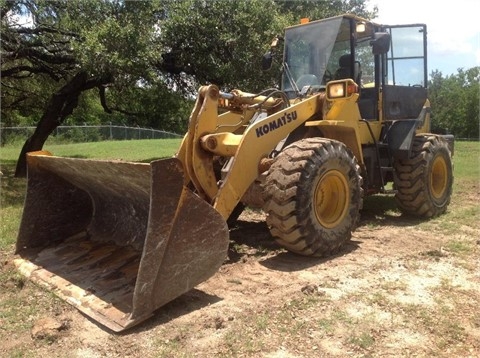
[430,155,448,199]
[314,170,349,229]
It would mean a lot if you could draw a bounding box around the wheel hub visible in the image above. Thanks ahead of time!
[430,155,448,199]
[314,169,349,229]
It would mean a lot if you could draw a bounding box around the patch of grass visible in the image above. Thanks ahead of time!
[445,239,473,255]
[398,302,469,353]
[317,318,335,334]
[421,248,447,258]
[330,308,356,325]
[436,321,467,349]
[0,162,26,206]
[155,339,186,358]
[0,282,67,338]
[285,294,322,311]
[230,243,271,257]
[0,294,38,332]
[349,331,375,349]
[451,141,480,180]
[255,313,270,331]
[6,348,36,358]
[217,294,325,356]
[418,234,476,261]
[0,268,26,290]
[416,202,479,242]
[0,206,23,249]
[420,205,480,235]
[0,161,26,250]
[379,280,408,292]
[451,205,480,228]
[366,291,390,307]
[1,138,182,162]
[222,321,266,356]
[151,325,193,358]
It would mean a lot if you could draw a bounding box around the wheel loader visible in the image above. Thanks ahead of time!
[14,14,454,332]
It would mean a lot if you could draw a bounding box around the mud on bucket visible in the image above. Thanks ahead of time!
[14,153,229,332]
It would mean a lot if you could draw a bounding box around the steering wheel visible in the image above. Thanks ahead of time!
[323,70,333,83]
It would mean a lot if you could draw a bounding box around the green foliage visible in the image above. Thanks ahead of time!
[160,0,286,92]
[159,0,377,93]
[275,0,377,22]
[103,82,193,132]
[2,0,476,140]
[54,126,102,143]
[65,0,162,79]
[429,67,480,138]
[0,0,384,138]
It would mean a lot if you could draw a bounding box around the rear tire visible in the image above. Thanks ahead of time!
[394,134,453,218]
[262,138,363,257]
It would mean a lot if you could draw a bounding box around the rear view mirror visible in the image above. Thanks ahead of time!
[262,51,273,71]
[371,32,391,55]
[262,36,283,71]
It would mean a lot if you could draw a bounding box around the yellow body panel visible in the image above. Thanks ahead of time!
[177,85,323,220]
[177,80,432,220]
[213,94,321,219]
[416,99,432,134]
[183,86,219,201]
[200,132,243,156]
[305,93,382,164]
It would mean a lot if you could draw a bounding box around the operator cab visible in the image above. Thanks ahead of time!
[270,14,428,122]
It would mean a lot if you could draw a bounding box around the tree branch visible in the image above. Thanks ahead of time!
[1,64,56,78]
[99,86,113,114]
[15,25,80,38]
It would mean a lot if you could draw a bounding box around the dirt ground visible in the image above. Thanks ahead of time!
[1,192,479,358]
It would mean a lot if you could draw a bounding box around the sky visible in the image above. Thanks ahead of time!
[368,0,480,77]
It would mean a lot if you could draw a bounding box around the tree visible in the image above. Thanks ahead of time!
[158,0,286,94]
[274,0,376,22]
[1,0,377,177]
[158,0,377,94]
[429,67,480,139]
[1,0,164,176]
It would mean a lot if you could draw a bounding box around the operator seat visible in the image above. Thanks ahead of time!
[334,54,361,85]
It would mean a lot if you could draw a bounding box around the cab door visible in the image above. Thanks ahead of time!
[382,24,428,120]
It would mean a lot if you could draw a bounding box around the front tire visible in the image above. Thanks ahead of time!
[394,134,453,218]
[262,138,363,257]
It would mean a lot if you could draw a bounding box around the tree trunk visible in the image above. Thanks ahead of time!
[15,72,108,177]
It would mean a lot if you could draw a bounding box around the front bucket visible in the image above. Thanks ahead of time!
[14,153,229,332]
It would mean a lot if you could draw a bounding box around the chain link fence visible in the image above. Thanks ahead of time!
[1,124,476,146]
[0,124,182,145]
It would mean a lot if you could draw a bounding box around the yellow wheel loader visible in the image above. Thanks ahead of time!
[14,14,454,331]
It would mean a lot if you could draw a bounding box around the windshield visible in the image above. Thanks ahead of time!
[283,17,347,93]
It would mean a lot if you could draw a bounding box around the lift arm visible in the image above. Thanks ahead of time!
[176,85,324,220]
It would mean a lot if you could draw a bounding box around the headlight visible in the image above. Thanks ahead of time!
[326,79,358,100]
[327,83,346,98]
